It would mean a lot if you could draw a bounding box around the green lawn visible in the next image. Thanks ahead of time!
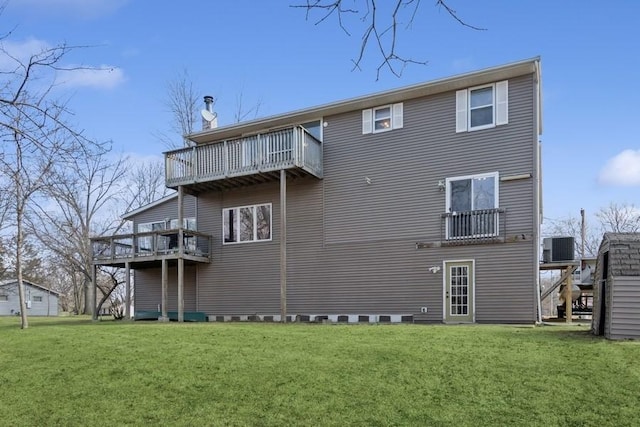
[1,317,638,426]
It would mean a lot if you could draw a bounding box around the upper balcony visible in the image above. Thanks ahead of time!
[440,208,506,245]
[165,125,323,192]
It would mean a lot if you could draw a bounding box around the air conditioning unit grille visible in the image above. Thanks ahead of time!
[543,237,575,263]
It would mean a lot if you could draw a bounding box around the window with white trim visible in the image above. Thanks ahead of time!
[33,295,43,302]
[456,81,508,132]
[223,203,272,244]
[445,172,499,239]
[0,294,7,302]
[362,103,403,134]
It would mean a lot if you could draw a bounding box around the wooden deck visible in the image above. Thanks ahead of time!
[164,125,323,192]
[91,229,211,268]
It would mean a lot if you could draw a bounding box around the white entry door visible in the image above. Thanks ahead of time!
[444,260,475,323]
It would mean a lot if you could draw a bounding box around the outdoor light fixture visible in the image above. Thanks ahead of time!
[437,180,446,191]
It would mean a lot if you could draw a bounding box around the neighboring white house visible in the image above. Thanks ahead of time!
[0,280,59,316]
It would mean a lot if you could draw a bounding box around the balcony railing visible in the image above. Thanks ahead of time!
[441,208,505,244]
[91,229,211,264]
[165,125,323,189]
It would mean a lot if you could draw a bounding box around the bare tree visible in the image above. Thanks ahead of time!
[125,159,173,211]
[595,202,640,233]
[545,203,640,258]
[0,29,114,328]
[30,146,128,315]
[234,89,263,123]
[155,69,202,149]
[292,0,485,79]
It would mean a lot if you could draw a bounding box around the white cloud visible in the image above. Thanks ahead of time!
[56,66,126,90]
[13,0,128,19]
[0,38,51,70]
[598,149,640,186]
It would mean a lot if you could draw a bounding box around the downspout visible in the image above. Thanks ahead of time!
[280,169,287,322]
[534,59,543,324]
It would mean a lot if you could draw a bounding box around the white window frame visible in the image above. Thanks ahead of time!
[456,80,508,133]
[0,294,8,302]
[373,105,392,133]
[445,171,499,212]
[362,103,403,134]
[445,172,499,240]
[33,295,43,303]
[223,203,272,244]
[468,83,495,131]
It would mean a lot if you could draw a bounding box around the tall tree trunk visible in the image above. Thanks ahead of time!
[16,183,28,329]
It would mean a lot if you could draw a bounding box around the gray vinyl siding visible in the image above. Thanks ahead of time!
[132,195,197,230]
[608,277,640,339]
[196,183,282,315]
[134,266,197,312]
[324,74,535,245]
[0,282,59,316]
[127,73,538,323]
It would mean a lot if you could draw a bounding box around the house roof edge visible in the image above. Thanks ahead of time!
[185,56,541,145]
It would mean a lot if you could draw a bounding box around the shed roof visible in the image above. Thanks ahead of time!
[600,233,640,277]
[0,279,60,296]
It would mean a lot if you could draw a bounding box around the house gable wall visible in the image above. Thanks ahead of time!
[129,71,539,323]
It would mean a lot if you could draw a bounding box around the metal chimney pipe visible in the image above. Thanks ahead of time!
[204,95,214,112]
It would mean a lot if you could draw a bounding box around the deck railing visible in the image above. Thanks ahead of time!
[441,208,505,243]
[165,125,323,187]
[91,229,211,263]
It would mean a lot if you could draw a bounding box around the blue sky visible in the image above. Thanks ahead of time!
[3,0,639,225]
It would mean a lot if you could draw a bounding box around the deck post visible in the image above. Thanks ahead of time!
[178,258,184,322]
[125,261,131,320]
[178,185,184,323]
[565,266,573,323]
[91,264,97,321]
[160,258,169,322]
[280,169,287,323]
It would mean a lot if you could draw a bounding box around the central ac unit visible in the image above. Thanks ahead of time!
[542,237,575,263]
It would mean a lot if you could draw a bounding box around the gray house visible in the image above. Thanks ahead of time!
[592,233,640,339]
[0,280,59,316]
[92,57,543,324]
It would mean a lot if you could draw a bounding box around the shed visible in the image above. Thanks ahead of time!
[0,280,59,316]
[591,233,640,339]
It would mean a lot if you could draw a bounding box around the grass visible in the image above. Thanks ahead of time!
[1,317,639,426]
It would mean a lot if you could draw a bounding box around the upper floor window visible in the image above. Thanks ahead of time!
[362,103,403,134]
[223,203,272,244]
[456,81,508,132]
[445,172,499,239]
[33,296,43,302]
[446,172,498,212]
